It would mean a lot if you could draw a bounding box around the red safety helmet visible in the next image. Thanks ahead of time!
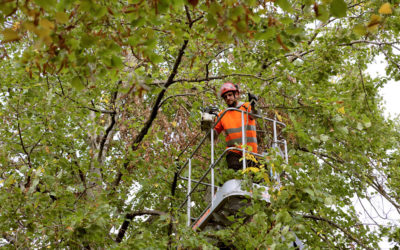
[219,82,239,97]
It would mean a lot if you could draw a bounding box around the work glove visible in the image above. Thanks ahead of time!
[248,93,258,107]
[200,106,219,131]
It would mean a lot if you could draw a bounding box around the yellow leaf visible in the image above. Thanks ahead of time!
[367,14,381,32]
[171,121,177,127]
[274,110,282,122]
[55,12,69,24]
[247,167,260,173]
[1,28,20,43]
[379,3,392,15]
[39,19,55,30]
[12,21,20,31]
[242,167,260,174]
[338,106,345,114]
[262,173,270,184]
[245,153,258,163]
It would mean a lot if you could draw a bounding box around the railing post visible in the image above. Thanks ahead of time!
[273,118,277,149]
[241,110,246,170]
[284,139,288,164]
[187,158,192,226]
[211,128,214,207]
[271,118,277,178]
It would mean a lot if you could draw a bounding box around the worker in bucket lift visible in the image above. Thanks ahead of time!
[214,82,259,171]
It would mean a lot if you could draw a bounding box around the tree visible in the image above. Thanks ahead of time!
[1,0,399,248]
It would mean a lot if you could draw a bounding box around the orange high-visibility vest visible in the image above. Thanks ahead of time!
[214,102,257,153]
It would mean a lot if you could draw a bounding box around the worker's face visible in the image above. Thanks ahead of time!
[222,91,238,107]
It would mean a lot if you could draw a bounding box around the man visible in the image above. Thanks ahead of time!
[214,82,258,171]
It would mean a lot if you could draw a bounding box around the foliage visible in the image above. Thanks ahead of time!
[1,0,399,248]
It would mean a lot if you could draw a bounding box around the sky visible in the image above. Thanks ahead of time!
[369,55,400,117]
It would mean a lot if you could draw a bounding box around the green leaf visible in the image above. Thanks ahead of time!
[316,4,330,22]
[71,77,85,91]
[34,0,56,10]
[80,34,95,48]
[353,24,367,36]
[111,55,123,68]
[277,210,292,223]
[255,28,276,40]
[275,0,293,13]
[338,126,349,134]
[320,134,329,142]
[330,0,347,18]
[216,30,230,42]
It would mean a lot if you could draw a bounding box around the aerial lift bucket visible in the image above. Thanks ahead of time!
[176,107,304,249]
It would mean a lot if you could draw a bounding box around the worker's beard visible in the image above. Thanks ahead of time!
[227,100,237,107]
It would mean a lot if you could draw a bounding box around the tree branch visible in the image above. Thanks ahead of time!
[158,93,197,108]
[97,81,121,163]
[339,40,400,51]
[303,214,372,250]
[380,46,400,71]
[205,47,232,81]
[163,74,276,84]
[115,209,167,243]
[298,146,400,214]
[130,40,189,151]
[54,78,116,114]
[357,63,372,114]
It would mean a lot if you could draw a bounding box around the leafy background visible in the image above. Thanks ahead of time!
[0,0,399,248]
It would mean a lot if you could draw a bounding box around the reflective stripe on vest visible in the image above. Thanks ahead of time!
[225,125,257,135]
[226,137,257,147]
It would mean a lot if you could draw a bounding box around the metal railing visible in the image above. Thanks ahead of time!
[176,107,288,227]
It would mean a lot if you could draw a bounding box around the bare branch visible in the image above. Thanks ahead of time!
[310,227,336,248]
[303,214,373,250]
[205,47,232,80]
[54,78,116,114]
[340,40,400,51]
[380,46,400,71]
[159,93,197,108]
[161,74,276,84]
[307,18,336,46]
[356,194,379,225]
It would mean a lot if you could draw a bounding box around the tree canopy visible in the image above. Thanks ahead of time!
[1,0,400,248]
